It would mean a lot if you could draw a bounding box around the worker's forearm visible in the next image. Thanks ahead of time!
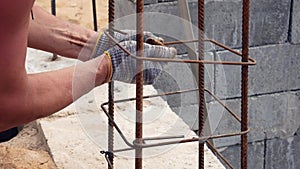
[28,5,97,61]
[0,55,110,131]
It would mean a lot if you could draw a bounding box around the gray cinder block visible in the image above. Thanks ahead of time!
[291,0,300,44]
[215,44,300,99]
[265,136,300,169]
[211,91,300,147]
[153,52,214,107]
[219,141,265,169]
[144,0,290,48]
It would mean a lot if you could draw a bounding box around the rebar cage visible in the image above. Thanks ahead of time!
[91,0,253,168]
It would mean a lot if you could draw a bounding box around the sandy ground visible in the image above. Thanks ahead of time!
[0,122,57,169]
[0,1,108,168]
[35,0,108,30]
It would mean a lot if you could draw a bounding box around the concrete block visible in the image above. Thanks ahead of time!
[145,0,158,5]
[215,44,299,98]
[210,92,300,147]
[158,0,177,3]
[168,104,230,139]
[152,62,198,107]
[288,44,300,90]
[219,141,265,169]
[115,0,136,19]
[207,98,241,146]
[153,52,214,107]
[293,135,300,168]
[291,0,300,44]
[265,135,300,169]
[121,0,160,5]
[218,134,300,169]
[204,0,290,47]
[116,0,290,47]
[249,0,290,46]
[172,105,199,131]
[143,0,290,49]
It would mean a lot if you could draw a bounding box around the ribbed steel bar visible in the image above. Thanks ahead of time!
[102,98,251,151]
[198,0,205,168]
[206,142,235,169]
[108,0,115,168]
[102,31,257,65]
[101,88,242,124]
[51,0,56,15]
[92,0,98,31]
[205,89,242,123]
[135,0,144,169]
[241,0,250,168]
[51,0,58,61]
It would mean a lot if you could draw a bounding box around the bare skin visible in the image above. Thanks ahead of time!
[0,1,110,131]
[28,5,97,61]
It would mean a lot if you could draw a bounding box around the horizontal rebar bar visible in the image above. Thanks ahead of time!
[102,31,256,65]
[102,88,242,123]
[100,96,249,151]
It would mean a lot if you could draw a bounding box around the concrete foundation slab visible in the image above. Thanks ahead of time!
[26,48,225,168]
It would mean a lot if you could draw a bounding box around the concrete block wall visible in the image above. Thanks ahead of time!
[143,0,291,48]
[115,0,300,168]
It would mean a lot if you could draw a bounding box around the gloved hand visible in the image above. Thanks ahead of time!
[93,30,164,58]
[104,41,176,84]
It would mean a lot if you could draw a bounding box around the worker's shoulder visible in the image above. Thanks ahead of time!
[0,0,34,21]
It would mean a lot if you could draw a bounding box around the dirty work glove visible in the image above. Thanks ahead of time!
[104,41,176,84]
[93,30,164,58]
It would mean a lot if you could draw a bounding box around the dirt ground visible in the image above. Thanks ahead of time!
[0,122,57,169]
[35,0,108,30]
[0,1,108,168]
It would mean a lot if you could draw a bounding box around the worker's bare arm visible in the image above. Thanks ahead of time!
[28,5,97,61]
[0,1,110,131]
[0,54,110,132]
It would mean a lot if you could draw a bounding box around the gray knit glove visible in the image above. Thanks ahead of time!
[93,30,164,58]
[105,41,176,84]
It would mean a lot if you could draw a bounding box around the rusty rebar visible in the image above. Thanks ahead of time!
[164,38,257,64]
[241,0,250,168]
[51,0,58,61]
[205,89,241,123]
[100,151,115,169]
[206,142,235,169]
[101,97,250,151]
[101,88,242,123]
[92,0,98,31]
[100,1,252,168]
[108,0,115,168]
[51,0,56,16]
[100,88,245,146]
[100,87,250,168]
[102,31,256,66]
[198,0,205,168]
[135,0,144,169]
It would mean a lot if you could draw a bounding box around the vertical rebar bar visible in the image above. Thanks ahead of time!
[108,0,115,168]
[198,0,205,169]
[51,0,56,15]
[51,0,58,61]
[241,0,250,168]
[92,0,98,32]
[135,0,144,169]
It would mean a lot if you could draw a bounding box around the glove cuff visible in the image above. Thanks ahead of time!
[104,51,113,83]
[91,32,103,59]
